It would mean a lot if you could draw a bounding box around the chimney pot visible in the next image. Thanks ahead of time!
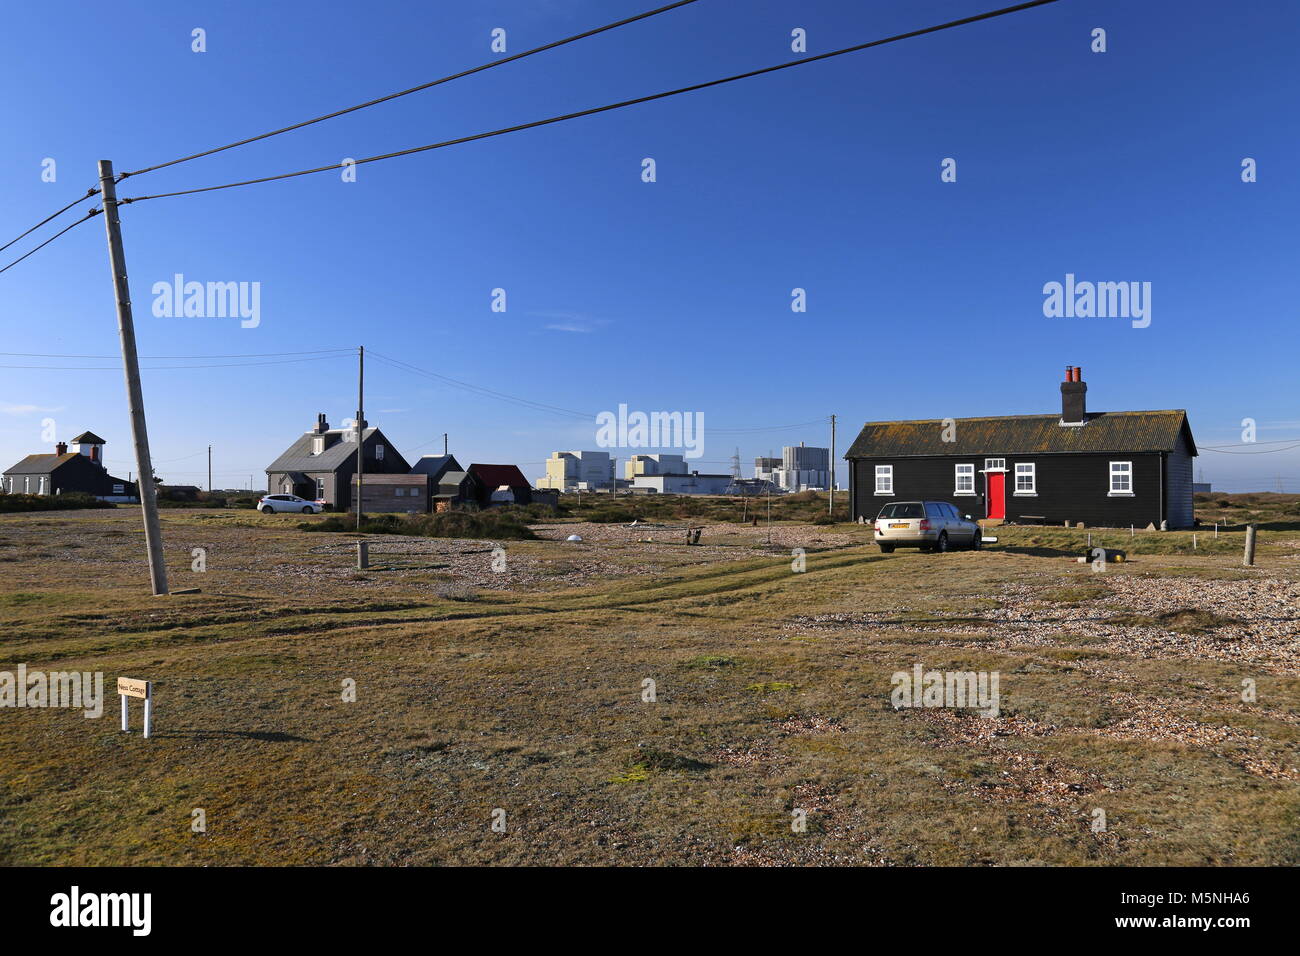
[56,442,68,456]
[1061,367,1088,424]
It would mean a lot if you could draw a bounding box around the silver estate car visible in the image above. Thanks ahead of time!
[874,500,981,553]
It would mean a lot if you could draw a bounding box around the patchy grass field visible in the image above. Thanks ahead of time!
[0,500,1297,866]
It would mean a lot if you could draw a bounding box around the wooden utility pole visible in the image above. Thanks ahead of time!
[828,413,836,516]
[98,160,168,596]
[207,444,212,492]
[355,345,365,530]
[443,433,448,456]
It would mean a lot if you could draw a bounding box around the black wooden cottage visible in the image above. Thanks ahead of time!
[2,432,137,501]
[845,368,1197,529]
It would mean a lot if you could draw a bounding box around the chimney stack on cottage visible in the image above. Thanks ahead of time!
[312,413,329,435]
[1061,366,1087,424]
[55,442,67,456]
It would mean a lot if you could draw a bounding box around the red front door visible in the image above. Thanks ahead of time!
[987,472,1005,520]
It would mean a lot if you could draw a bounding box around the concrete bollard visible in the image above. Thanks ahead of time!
[1243,525,1256,567]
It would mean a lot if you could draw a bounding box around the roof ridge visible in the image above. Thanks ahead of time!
[858,409,1186,426]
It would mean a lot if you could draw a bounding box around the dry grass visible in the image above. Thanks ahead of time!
[0,502,1297,866]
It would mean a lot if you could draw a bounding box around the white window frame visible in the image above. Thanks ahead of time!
[874,464,893,495]
[1109,461,1133,496]
[315,478,325,500]
[312,436,325,455]
[1014,462,1036,496]
[955,463,975,495]
[375,444,385,461]
[984,458,1006,472]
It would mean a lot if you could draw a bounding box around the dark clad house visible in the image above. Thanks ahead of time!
[410,454,462,484]
[266,413,410,512]
[846,368,1197,529]
[433,470,481,511]
[2,431,137,501]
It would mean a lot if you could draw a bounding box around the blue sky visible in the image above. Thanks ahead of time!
[2,0,1297,491]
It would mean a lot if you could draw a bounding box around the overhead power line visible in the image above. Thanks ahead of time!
[0,348,354,360]
[0,207,100,277]
[120,0,1060,204]
[120,0,702,179]
[710,419,829,434]
[0,186,101,257]
[369,350,594,420]
[1200,443,1300,455]
[0,354,351,371]
[370,351,837,436]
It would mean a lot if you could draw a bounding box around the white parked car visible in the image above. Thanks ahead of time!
[259,494,323,514]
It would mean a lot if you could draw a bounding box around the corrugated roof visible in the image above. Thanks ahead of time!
[266,428,379,473]
[845,410,1195,459]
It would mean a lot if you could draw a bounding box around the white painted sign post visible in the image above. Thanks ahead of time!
[118,678,152,738]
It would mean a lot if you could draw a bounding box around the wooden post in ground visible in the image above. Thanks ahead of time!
[98,160,168,596]
[1243,524,1257,566]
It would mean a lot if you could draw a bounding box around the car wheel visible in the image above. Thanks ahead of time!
[261,505,274,514]
[935,532,948,554]
[970,530,981,550]
[302,506,313,514]
[879,543,895,553]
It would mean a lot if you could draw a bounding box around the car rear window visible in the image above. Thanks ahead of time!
[878,503,923,519]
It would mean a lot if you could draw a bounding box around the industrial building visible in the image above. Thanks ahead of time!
[627,472,733,495]
[537,450,615,491]
[623,453,686,480]
[753,444,831,492]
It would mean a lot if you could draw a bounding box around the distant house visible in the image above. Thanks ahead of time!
[468,464,532,506]
[410,454,462,485]
[2,432,137,502]
[433,469,481,512]
[845,368,1198,529]
[265,413,410,512]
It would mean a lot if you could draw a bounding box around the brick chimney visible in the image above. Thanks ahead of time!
[1061,366,1087,424]
[55,441,68,456]
[311,413,329,434]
